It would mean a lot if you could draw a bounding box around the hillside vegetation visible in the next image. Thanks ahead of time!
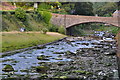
[2,12,47,31]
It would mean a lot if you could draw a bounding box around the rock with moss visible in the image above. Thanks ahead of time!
[40,74,48,78]
[57,62,65,66]
[36,66,49,73]
[53,52,64,54]
[37,46,46,49]
[73,70,92,75]
[65,51,74,55]
[37,55,49,60]
[20,69,29,72]
[59,76,68,79]
[55,58,63,60]
[2,65,14,72]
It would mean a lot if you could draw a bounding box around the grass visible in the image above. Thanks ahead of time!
[2,32,66,52]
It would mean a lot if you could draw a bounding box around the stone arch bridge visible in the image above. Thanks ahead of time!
[51,13,120,78]
[51,13,120,28]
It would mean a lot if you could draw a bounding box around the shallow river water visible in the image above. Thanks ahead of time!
[1,31,119,79]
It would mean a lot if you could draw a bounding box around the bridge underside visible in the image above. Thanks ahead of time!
[66,21,119,29]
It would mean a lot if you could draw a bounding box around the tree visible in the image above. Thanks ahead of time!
[95,2,117,17]
[117,1,120,10]
[62,2,75,14]
[73,2,94,16]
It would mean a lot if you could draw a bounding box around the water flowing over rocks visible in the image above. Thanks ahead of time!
[1,31,119,79]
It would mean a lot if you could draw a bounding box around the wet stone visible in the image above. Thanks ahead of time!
[53,52,64,54]
[2,65,14,72]
[54,58,63,60]
[35,66,49,73]
[37,55,49,60]
[37,46,46,49]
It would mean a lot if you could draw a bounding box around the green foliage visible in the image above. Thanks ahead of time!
[51,9,67,14]
[108,27,120,34]
[92,2,107,14]
[95,2,117,16]
[62,3,75,14]
[2,11,51,32]
[38,3,51,11]
[37,11,52,24]
[47,24,58,32]
[22,14,46,31]
[41,28,48,34]
[55,1,62,6]
[117,1,120,10]
[2,14,23,31]
[15,8,26,21]
[73,2,94,16]
[58,26,65,34]
[15,2,27,7]
[69,26,85,36]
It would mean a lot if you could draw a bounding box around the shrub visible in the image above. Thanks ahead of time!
[58,26,65,34]
[38,11,52,24]
[48,24,58,32]
[41,28,48,34]
[15,8,26,21]
[38,3,51,11]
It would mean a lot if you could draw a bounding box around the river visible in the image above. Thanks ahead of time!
[0,31,119,80]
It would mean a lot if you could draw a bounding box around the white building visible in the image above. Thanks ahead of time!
[112,10,120,17]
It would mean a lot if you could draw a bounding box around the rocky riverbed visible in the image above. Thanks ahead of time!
[1,31,119,80]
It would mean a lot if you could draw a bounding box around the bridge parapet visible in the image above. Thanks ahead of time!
[51,13,120,28]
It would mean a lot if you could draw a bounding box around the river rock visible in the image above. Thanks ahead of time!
[37,55,49,60]
[2,65,14,72]
[36,66,49,73]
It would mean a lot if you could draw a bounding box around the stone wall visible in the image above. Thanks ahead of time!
[51,13,120,28]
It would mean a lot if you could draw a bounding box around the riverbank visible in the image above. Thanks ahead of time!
[1,32,67,52]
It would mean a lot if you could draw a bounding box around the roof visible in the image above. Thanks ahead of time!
[113,10,120,13]
[113,10,120,17]
[0,2,16,10]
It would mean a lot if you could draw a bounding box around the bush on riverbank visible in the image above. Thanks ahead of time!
[58,26,65,34]
[41,28,48,34]
[47,24,58,32]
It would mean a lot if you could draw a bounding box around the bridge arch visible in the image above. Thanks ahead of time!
[66,22,119,36]
[66,21,119,29]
